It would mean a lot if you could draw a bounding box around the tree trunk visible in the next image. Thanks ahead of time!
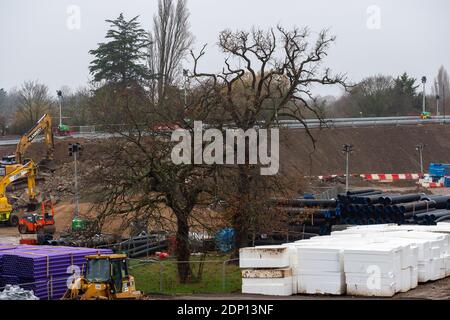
[176,212,191,283]
[232,166,251,258]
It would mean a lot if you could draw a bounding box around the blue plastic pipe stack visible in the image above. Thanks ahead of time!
[0,245,112,299]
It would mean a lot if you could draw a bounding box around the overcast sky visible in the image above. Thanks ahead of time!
[1,0,449,97]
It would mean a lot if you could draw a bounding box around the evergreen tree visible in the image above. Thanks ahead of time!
[393,72,421,114]
[394,72,419,96]
[89,13,151,86]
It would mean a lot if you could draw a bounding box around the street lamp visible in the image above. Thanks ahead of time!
[56,90,63,128]
[436,95,440,117]
[183,69,189,109]
[421,77,427,114]
[415,143,425,175]
[342,144,353,192]
[444,84,447,124]
[69,143,82,218]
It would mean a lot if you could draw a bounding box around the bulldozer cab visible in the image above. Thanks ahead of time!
[63,254,141,300]
[85,255,131,294]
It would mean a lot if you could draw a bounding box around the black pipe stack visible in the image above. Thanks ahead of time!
[338,190,450,226]
[271,198,338,236]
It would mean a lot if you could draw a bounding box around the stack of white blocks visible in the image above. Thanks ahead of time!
[240,245,294,296]
[240,223,450,297]
[293,243,346,295]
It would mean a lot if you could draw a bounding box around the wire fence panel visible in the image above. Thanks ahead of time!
[128,258,241,295]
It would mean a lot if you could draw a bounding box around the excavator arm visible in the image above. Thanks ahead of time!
[0,161,36,221]
[0,161,37,209]
[15,114,54,165]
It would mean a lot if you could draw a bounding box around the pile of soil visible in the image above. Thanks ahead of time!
[279,124,450,177]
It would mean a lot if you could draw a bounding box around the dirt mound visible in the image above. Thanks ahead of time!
[2,124,449,187]
[279,124,450,177]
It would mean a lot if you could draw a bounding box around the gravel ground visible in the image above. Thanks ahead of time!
[150,277,450,300]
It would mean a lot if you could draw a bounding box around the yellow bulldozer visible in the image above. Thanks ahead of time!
[62,254,142,300]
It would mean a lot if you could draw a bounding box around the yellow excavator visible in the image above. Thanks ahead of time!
[62,254,143,300]
[0,161,37,226]
[0,114,54,176]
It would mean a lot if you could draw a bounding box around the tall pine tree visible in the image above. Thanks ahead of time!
[89,13,151,86]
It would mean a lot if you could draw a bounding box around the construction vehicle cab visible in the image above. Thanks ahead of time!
[0,161,37,226]
[0,155,16,166]
[18,200,56,238]
[63,254,142,300]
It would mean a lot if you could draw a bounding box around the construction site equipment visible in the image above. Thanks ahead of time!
[420,111,431,120]
[0,114,54,176]
[108,233,168,258]
[18,200,56,244]
[71,217,89,232]
[56,124,70,136]
[62,254,142,300]
[55,90,71,136]
[0,161,37,226]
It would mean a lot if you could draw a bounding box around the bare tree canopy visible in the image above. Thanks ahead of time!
[12,80,53,133]
[191,26,346,130]
[189,26,346,254]
[149,0,194,100]
[433,65,450,101]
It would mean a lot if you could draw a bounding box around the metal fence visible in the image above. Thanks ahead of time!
[128,258,240,295]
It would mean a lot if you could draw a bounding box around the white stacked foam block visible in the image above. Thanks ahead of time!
[343,243,404,297]
[240,224,450,297]
[383,231,448,282]
[242,268,293,296]
[445,254,450,277]
[240,245,295,296]
[295,245,345,295]
[240,246,291,269]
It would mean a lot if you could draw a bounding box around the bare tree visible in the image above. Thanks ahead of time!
[0,89,7,135]
[85,86,215,284]
[149,0,194,100]
[13,81,53,132]
[190,26,346,255]
[433,66,450,105]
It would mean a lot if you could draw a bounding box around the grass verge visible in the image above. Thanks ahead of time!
[129,254,241,295]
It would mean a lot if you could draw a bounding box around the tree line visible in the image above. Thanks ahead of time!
[328,69,450,118]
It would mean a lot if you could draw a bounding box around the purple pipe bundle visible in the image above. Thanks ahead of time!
[0,245,112,300]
